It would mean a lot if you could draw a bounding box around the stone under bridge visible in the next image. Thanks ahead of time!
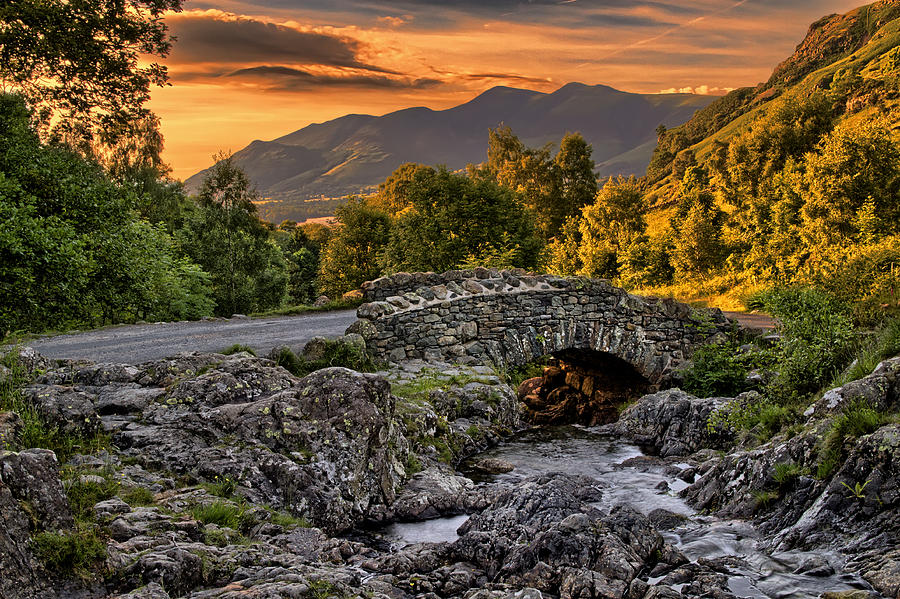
[347,268,732,389]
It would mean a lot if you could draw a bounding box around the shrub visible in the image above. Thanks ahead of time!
[753,287,855,402]
[31,529,106,578]
[221,344,257,356]
[273,342,376,378]
[682,341,749,398]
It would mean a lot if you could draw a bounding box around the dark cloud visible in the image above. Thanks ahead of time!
[167,14,394,73]
[210,65,443,90]
[462,72,552,85]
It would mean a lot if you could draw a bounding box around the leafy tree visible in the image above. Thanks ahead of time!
[552,133,598,235]
[577,177,646,279]
[0,0,183,147]
[477,126,597,241]
[0,93,211,333]
[274,222,322,304]
[670,167,725,280]
[178,154,288,315]
[318,198,391,298]
[801,118,900,246]
[381,165,543,273]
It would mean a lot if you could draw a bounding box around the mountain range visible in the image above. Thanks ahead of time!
[185,83,715,223]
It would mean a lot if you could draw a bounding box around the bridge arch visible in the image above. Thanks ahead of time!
[347,268,730,387]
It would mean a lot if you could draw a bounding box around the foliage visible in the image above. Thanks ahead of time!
[707,395,794,444]
[829,317,900,388]
[191,500,254,532]
[756,288,855,401]
[0,94,213,333]
[271,343,376,378]
[575,177,647,279]
[317,197,390,299]
[178,153,288,316]
[64,472,119,521]
[682,341,757,398]
[0,0,182,148]
[221,344,257,357]
[31,529,107,579]
[120,486,155,507]
[475,126,597,240]
[818,400,887,478]
[772,462,805,486]
[382,165,543,274]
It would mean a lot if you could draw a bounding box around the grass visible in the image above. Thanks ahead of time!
[501,359,549,391]
[752,489,780,510]
[30,529,107,579]
[250,297,364,318]
[829,317,900,388]
[267,508,311,529]
[272,343,376,378]
[64,473,119,521]
[772,462,806,486]
[817,400,889,479]
[191,500,255,532]
[120,486,155,507]
[202,475,238,498]
[220,344,257,356]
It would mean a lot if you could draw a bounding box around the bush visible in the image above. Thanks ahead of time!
[221,344,256,356]
[682,341,750,398]
[31,529,106,578]
[273,342,376,378]
[754,287,855,402]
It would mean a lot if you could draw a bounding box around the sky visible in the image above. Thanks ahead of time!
[150,0,865,180]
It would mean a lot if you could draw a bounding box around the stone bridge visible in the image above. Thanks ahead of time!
[347,268,732,388]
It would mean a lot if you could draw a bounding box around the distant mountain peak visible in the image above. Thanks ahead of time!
[185,83,716,223]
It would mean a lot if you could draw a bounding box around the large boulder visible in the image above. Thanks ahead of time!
[25,353,410,535]
[617,388,734,457]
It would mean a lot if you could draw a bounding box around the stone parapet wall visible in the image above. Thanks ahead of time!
[348,270,731,384]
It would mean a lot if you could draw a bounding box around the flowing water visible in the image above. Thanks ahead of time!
[381,425,879,599]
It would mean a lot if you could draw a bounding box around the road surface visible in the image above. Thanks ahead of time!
[30,310,360,364]
[28,308,774,365]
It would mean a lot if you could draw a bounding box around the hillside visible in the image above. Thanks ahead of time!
[645,0,900,207]
[185,83,715,223]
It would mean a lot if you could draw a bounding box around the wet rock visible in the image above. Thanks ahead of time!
[617,388,732,457]
[372,467,475,521]
[647,509,689,531]
[472,458,515,474]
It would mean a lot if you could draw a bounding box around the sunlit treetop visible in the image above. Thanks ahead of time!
[0,0,183,149]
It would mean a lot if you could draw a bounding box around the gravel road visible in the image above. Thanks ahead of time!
[30,310,360,364]
[28,308,775,365]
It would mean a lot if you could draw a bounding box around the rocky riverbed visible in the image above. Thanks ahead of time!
[0,345,898,599]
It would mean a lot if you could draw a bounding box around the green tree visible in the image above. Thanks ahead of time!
[801,118,900,246]
[552,133,598,235]
[0,93,211,333]
[671,167,725,280]
[318,198,391,298]
[381,165,543,273]
[0,0,183,147]
[179,154,288,315]
[577,176,646,279]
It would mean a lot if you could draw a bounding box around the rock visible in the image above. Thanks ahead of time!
[111,582,171,599]
[313,295,331,307]
[301,336,330,362]
[0,448,73,531]
[342,289,363,301]
[111,358,409,534]
[0,411,23,449]
[806,356,900,419]
[22,385,102,437]
[647,509,689,531]
[376,468,475,521]
[471,458,515,474]
[617,388,732,457]
[122,547,203,596]
[0,477,47,598]
[94,497,132,521]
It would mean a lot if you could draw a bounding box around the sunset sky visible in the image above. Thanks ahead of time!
[151,0,865,180]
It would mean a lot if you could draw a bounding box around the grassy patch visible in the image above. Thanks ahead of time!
[272,343,376,378]
[267,509,310,529]
[120,486,155,507]
[772,462,806,486]
[31,529,107,579]
[191,500,255,532]
[63,472,119,522]
[817,400,888,479]
[250,297,363,318]
[829,317,900,388]
[202,475,238,498]
[392,368,490,402]
[220,344,257,356]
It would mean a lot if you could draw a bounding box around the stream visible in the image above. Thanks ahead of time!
[380,425,879,599]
